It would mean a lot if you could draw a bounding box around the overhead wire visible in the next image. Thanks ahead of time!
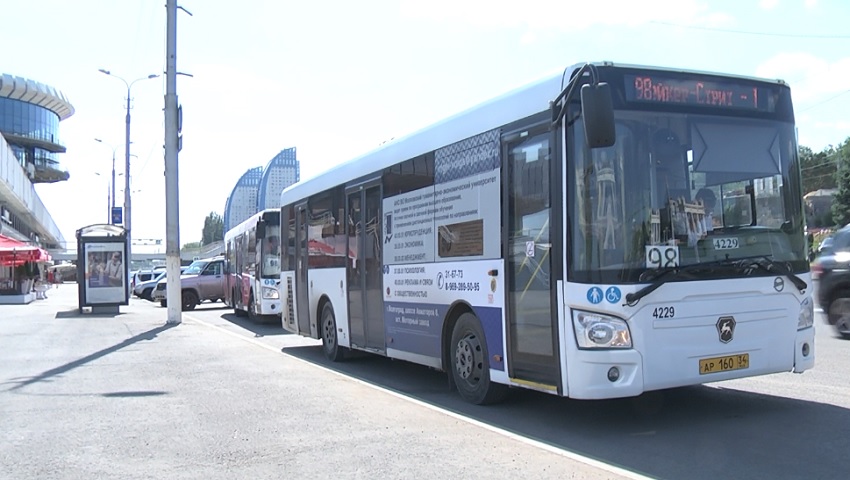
[652,21,850,114]
[650,21,850,39]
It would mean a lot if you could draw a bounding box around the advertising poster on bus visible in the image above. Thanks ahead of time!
[381,129,505,366]
[83,242,127,304]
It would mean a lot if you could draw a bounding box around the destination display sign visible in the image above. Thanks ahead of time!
[624,74,777,112]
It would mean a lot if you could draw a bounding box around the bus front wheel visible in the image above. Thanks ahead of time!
[450,313,508,405]
[233,289,247,317]
[321,303,345,362]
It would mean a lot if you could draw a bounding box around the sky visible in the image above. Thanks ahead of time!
[2,0,849,250]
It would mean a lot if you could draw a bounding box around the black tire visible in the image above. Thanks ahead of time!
[450,313,508,405]
[160,300,167,308]
[233,289,247,317]
[829,294,850,339]
[181,290,198,311]
[248,292,258,323]
[321,302,345,362]
[142,288,153,301]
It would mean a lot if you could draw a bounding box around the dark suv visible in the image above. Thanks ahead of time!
[812,224,850,339]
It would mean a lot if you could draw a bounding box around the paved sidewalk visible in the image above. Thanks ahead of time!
[0,284,629,480]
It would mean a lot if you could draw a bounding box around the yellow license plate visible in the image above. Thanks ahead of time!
[699,353,749,375]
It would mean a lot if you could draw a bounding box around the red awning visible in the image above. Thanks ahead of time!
[0,234,51,266]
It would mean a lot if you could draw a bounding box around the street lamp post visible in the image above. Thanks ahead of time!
[98,69,159,267]
[94,138,118,215]
[92,172,109,222]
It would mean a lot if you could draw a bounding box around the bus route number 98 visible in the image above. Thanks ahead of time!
[645,245,680,269]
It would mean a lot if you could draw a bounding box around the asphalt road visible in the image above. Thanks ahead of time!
[184,296,849,480]
[0,285,636,480]
[3,284,847,480]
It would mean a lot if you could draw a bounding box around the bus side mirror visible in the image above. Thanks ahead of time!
[581,82,616,148]
[257,222,266,238]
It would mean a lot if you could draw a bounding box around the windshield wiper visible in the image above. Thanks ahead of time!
[624,265,706,306]
[624,255,806,306]
[740,255,807,293]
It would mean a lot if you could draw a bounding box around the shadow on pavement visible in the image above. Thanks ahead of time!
[281,343,850,480]
[55,308,127,319]
[1,323,178,392]
[101,391,168,398]
[218,312,289,337]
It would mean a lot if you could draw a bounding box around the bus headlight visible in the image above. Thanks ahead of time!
[798,296,814,330]
[572,310,632,349]
[262,287,279,300]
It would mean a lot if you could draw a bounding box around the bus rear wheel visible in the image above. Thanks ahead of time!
[450,313,507,405]
[321,303,345,362]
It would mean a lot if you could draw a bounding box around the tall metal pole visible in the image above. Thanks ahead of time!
[97,70,158,269]
[111,150,116,211]
[124,91,132,265]
[165,0,182,324]
[94,138,117,220]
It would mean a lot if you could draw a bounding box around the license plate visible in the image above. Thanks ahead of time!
[699,353,749,375]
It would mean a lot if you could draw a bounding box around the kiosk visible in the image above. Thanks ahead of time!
[76,224,129,314]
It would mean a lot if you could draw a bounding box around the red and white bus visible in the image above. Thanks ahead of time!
[224,209,281,320]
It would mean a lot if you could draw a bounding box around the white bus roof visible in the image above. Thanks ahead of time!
[224,208,279,242]
[279,61,787,206]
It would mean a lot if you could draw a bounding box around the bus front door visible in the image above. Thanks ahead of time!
[295,202,311,336]
[503,126,561,393]
[346,183,386,353]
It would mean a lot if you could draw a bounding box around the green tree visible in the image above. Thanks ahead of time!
[799,145,837,194]
[182,241,202,250]
[831,138,850,227]
[202,212,224,245]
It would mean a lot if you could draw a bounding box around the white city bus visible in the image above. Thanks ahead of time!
[279,62,814,404]
[224,209,282,321]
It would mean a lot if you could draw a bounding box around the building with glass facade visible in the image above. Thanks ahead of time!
[258,147,300,210]
[223,166,264,234]
[0,74,73,184]
[0,74,71,249]
[223,148,301,233]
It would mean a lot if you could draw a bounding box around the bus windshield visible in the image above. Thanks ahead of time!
[261,231,281,279]
[568,110,806,284]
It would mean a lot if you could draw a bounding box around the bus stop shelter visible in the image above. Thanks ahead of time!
[76,224,129,314]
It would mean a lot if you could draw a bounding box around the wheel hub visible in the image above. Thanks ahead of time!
[455,335,478,380]
[323,316,335,347]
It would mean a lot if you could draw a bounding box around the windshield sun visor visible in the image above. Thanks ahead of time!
[691,121,782,186]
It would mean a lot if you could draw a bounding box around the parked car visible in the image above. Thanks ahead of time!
[134,270,166,300]
[133,267,185,301]
[811,224,850,339]
[131,266,166,291]
[153,257,225,311]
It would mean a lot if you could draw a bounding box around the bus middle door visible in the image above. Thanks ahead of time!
[346,182,385,353]
[294,202,312,336]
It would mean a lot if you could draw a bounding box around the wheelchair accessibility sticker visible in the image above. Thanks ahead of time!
[605,286,621,304]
